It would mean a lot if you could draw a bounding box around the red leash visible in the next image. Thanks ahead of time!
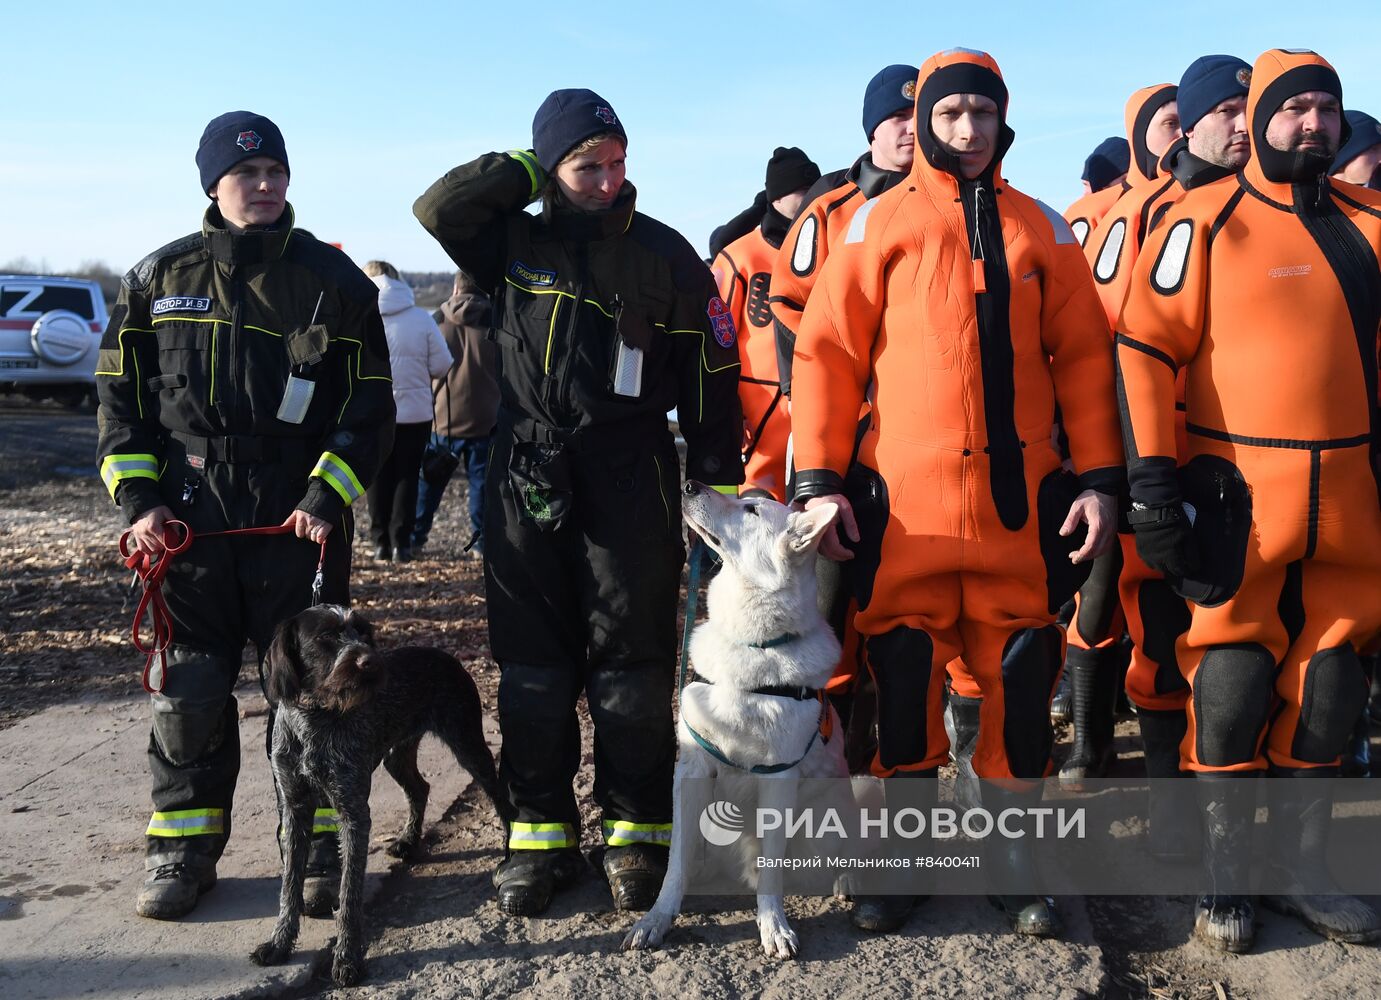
[119,521,327,694]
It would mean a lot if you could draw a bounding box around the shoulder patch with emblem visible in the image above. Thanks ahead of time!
[509,259,557,288]
[707,296,737,348]
[151,296,212,315]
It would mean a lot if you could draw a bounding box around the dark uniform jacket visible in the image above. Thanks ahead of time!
[413,151,744,489]
[96,205,395,531]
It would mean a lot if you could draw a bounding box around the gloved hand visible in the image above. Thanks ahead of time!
[1128,501,1200,578]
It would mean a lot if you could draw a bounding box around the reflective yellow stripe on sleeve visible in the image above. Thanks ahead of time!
[146,808,225,837]
[603,819,672,847]
[506,149,543,200]
[508,822,577,850]
[310,451,365,505]
[710,485,737,495]
[312,807,339,834]
[100,453,160,499]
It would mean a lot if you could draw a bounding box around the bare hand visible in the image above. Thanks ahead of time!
[806,494,859,562]
[129,505,176,558]
[1061,489,1116,564]
[282,509,333,544]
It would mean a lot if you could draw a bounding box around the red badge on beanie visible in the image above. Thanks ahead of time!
[236,130,263,151]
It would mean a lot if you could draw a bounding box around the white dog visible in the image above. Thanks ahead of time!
[622,481,848,959]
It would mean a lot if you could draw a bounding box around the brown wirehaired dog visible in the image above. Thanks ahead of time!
[250,604,508,986]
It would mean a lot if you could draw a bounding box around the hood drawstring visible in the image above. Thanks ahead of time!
[971,182,988,295]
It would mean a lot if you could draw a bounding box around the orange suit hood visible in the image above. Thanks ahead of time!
[911,48,1015,196]
[1125,84,1178,183]
[1244,48,1348,192]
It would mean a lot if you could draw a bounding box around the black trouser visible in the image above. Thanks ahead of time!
[484,426,683,852]
[366,420,431,551]
[145,520,351,866]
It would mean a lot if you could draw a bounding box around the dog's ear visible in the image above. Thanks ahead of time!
[349,611,377,647]
[262,616,303,707]
[780,503,839,558]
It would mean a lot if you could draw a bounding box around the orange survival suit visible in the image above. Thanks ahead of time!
[712,207,795,500]
[792,49,1124,782]
[1064,85,1178,248]
[1117,50,1381,773]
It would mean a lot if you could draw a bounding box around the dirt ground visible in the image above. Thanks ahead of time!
[3,399,1379,999]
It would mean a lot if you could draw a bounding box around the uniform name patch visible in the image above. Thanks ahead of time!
[707,296,737,348]
[152,296,212,315]
[509,260,557,288]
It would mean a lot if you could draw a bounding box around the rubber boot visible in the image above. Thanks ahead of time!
[981,781,1061,937]
[602,843,668,912]
[1192,772,1257,953]
[1049,669,1072,725]
[944,694,982,814]
[850,768,935,933]
[302,833,341,918]
[1058,646,1119,789]
[135,855,217,920]
[493,848,584,917]
[1340,712,1372,779]
[1137,707,1200,864]
[1262,765,1381,943]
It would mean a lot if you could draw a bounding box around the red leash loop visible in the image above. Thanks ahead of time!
[119,520,327,694]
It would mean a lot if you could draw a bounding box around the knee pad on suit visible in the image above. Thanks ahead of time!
[1136,578,1191,695]
[1292,645,1368,764]
[586,666,674,777]
[866,626,935,770]
[150,647,237,766]
[1193,643,1275,767]
[1000,625,1063,779]
[497,661,579,723]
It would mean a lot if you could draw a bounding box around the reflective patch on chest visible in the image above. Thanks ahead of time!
[1093,218,1127,283]
[509,259,557,288]
[1070,218,1091,247]
[845,197,879,245]
[152,296,212,315]
[1151,220,1194,295]
[791,214,818,275]
[746,273,772,327]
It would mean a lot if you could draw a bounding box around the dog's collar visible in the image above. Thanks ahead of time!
[688,671,819,701]
[747,632,799,649]
[684,694,829,775]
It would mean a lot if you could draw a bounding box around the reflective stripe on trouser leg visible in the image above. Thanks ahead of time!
[312,807,339,834]
[508,822,577,850]
[147,808,225,837]
[603,819,672,847]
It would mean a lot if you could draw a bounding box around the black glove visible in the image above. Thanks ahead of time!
[1127,501,1200,578]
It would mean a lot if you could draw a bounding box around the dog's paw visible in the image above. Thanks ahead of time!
[331,952,366,987]
[249,939,291,967]
[758,914,799,960]
[622,910,674,951]
[386,836,419,861]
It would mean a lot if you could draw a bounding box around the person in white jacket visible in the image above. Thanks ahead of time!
[363,261,452,561]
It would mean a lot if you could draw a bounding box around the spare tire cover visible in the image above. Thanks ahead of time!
[30,310,93,366]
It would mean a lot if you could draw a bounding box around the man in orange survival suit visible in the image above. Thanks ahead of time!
[1062,56,1253,805]
[1117,49,1381,953]
[1064,85,1182,248]
[792,48,1124,938]
[712,147,819,500]
[768,66,920,813]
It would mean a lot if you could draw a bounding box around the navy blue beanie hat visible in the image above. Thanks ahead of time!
[532,89,628,173]
[196,111,289,195]
[1177,55,1252,133]
[1333,110,1381,172]
[1082,136,1131,192]
[863,64,920,139]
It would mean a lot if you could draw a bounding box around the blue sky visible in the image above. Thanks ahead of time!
[5,1,1379,275]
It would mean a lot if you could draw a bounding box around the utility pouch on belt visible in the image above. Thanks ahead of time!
[508,439,573,532]
[1037,468,1093,614]
[1171,455,1251,607]
[609,295,653,399]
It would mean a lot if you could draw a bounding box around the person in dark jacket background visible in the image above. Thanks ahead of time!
[414,88,743,918]
[97,110,394,921]
[412,269,500,555]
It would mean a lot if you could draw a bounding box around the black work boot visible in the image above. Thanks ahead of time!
[1192,772,1257,953]
[1137,707,1200,863]
[1058,646,1119,789]
[980,782,1061,937]
[136,854,217,920]
[302,832,341,918]
[1262,765,1381,943]
[850,768,936,933]
[1341,712,1372,778]
[1049,669,1073,725]
[493,849,583,917]
[944,694,983,814]
[602,843,668,912]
